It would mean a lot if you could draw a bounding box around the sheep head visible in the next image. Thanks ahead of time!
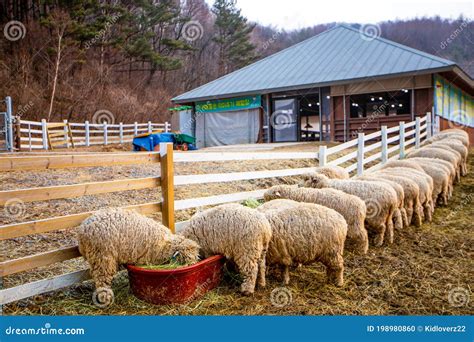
[301,173,329,188]
[263,186,284,201]
[170,235,201,264]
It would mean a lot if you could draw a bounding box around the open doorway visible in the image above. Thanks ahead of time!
[299,94,320,141]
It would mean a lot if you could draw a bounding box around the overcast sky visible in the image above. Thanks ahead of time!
[205,0,473,30]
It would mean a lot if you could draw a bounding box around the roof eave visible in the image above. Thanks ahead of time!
[172,66,456,103]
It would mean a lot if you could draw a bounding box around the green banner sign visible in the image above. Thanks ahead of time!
[195,95,261,113]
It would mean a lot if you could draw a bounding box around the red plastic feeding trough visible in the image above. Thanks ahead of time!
[127,255,225,305]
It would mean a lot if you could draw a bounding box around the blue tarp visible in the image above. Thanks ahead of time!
[133,133,175,151]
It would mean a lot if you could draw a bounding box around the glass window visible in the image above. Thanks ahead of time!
[349,90,411,118]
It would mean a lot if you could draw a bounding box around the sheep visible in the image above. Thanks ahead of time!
[425,139,469,176]
[407,157,456,197]
[264,185,368,254]
[432,129,470,146]
[375,167,434,222]
[313,165,350,179]
[355,175,409,229]
[181,203,272,295]
[380,159,451,205]
[302,173,398,247]
[257,199,347,286]
[360,171,423,227]
[423,131,469,148]
[407,147,462,182]
[359,177,406,230]
[78,208,200,307]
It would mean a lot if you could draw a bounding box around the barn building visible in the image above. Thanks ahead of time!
[172,24,474,148]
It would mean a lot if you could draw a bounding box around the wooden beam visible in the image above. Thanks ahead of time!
[175,167,317,186]
[160,143,175,233]
[0,201,162,240]
[0,177,160,204]
[174,151,318,163]
[0,246,81,277]
[175,189,266,211]
[0,152,160,171]
[0,269,90,305]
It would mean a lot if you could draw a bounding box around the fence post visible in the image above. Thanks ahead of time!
[415,117,421,149]
[426,112,432,139]
[435,115,440,135]
[27,123,32,151]
[63,119,69,148]
[85,121,90,147]
[119,122,124,144]
[103,122,108,145]
[148,121,152,133]
[318,145,327,166]
[381,126,388,163]
[399,121,405,159]
[41,119,48,150]
[357,133,365,176]
[15,118,22,151]
[160,142,175,233]
[134,122,138,136]
[165,121,169,133]
[5,96,14,152]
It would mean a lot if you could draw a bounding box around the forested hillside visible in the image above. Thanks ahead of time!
[1,1,472,123]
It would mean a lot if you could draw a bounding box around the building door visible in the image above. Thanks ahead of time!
[272,98,298,142]
[320,87,331,141]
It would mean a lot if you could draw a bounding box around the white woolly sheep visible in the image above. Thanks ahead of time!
[407,157,456,198]
[257,199,347,286]
[425,139,469,176]
[264,185,368,254]
[355,175,408,229]
[302,173,398,247]
[313,165,350,179]
[375,167,434,222]
[380,159,451,205]
[360,171,423,227]
[78,208,200,307]
[407,146,462,182]
[423,131,469,148]
[181,203,272,295]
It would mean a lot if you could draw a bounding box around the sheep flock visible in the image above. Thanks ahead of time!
[77,128,470,306]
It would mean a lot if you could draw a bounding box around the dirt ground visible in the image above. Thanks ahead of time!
[1,143,473,315]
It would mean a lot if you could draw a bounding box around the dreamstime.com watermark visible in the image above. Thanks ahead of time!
[440,20,469,50]
[448,287,470,308]
[270,287,292,308]
[4,323,85,336]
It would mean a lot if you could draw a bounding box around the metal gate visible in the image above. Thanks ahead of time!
[0,97,14,152]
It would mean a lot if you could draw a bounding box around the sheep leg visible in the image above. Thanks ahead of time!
[236,256,258,296]
[385,212,394,244]
[393,209,403,231]
[256,250,267,288]
[323,252,344,287]
[373,223,386,247]
[282,265,291,285]
[423,202,432,222]
[405,203,414,226]
[89,256,117,307]
[400,208,409,228]
[352,221,369,255]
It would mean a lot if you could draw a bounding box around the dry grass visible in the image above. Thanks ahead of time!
[1,145,473,315]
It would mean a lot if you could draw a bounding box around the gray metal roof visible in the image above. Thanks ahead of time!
[173,24,457,103]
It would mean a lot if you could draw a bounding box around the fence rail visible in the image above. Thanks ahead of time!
[0,113,436,305]
[15,119,171,151]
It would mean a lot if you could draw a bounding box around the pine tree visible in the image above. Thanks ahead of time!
[212,0,256,75]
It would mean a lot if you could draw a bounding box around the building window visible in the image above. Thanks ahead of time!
[349,89,411,118]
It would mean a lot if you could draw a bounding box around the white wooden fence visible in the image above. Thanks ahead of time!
[17,119,171,150]
[0,113,435,305]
